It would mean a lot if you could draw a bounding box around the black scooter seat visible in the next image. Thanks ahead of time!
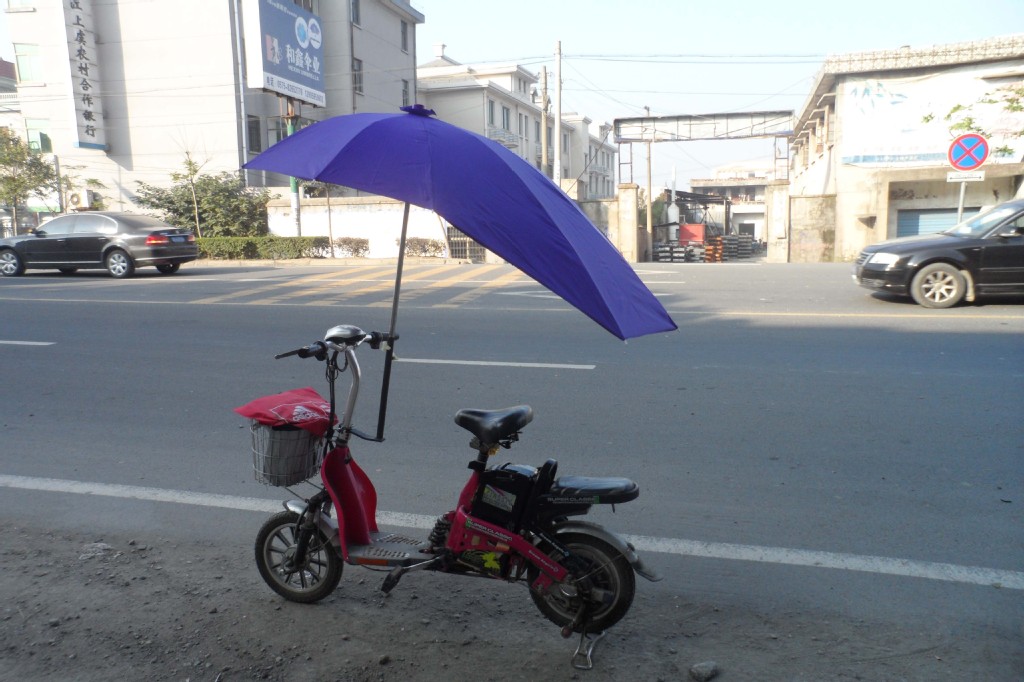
[549,476,639,504]
[454,405,533,445]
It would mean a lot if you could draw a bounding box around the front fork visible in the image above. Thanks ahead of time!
[286,491,331,569]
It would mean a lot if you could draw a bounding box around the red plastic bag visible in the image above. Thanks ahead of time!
[234,387,332,437]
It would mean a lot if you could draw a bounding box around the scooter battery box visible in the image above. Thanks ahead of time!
[471,463,537,530]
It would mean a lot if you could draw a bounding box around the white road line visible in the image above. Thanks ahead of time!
[398,358,595,370]
[0,340,55,346]
[1,474,1020,590]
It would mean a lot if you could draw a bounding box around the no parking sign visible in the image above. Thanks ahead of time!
[947,133,989,171]
[947,133,989,220]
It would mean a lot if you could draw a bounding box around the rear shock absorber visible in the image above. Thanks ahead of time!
[428,515,452,548]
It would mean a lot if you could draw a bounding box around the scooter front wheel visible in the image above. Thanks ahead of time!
[529,532,635,633]
[255,510,342,603]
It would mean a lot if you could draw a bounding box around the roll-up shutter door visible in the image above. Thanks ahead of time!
[896,208,980,238]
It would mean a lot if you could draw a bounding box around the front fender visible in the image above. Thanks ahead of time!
[552,519,662,582]
[284,500,342,554]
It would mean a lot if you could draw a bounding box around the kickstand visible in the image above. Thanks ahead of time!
[570,630,606,670]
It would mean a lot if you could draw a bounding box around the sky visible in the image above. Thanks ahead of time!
[411,0,1024,190]
[2,0,1022,191]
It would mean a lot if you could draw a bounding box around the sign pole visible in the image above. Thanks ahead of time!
[957,181,967,222]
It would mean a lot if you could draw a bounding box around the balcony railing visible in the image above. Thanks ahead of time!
[486,127,519,149]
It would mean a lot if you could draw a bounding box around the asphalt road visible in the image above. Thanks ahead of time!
[1,261,1022,655]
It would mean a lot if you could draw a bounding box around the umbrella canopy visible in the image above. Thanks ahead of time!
[244,105,676,340]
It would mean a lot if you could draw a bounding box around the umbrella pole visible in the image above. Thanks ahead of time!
[375,201,411,441]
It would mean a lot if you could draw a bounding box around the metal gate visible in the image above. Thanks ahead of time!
[446,225,486,262]
[896,208,979,238]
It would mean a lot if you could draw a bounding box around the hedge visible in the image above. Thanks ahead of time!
[197,236,332,260]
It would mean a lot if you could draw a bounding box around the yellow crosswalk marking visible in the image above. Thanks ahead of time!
[302,263,459,305]
[396,263,505,302]
[433,267,527,307]
[191,269,349,305]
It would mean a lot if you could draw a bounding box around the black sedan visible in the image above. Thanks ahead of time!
[0,211,197,278]
[852,199,1024,308]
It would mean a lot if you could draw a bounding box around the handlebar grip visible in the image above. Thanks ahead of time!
[275,341,327,360]
[368,331,398,350]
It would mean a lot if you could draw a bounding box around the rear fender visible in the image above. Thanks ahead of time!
[551,519,662,582]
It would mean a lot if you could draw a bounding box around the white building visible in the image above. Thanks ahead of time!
[4,0,423,218]
[779,35,1024,262]
[689,159,777,241]
[417,45,616,199]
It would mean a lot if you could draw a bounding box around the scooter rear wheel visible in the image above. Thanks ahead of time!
[529,532,635,633]
[255,510,342,603]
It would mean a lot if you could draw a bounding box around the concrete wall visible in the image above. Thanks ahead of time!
[788,195,836,263]
[266,184,644,264]
[267,196,448,258]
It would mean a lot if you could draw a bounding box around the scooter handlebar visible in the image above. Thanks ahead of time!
[274,331,397,360]
[274,341,328,361]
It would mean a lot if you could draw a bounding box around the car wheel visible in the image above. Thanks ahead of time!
[0,249,25,276]
[156,263,180,274]
[58,267,78,274]
[910,263,965,308]
[105,249,135,278]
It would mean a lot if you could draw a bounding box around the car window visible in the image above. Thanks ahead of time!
[117,215,173,230]
[946,205,1019,238]
[38,215,76,235]
[73,214,118,235]
[1001,213,1024,233]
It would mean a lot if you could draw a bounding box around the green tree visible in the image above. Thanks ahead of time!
[134,155,272,237]
[0,128,58,233]
[938,84,1024,158]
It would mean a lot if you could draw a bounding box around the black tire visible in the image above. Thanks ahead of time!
[105,249,135,278]
[0,249,25,276]
[156,263,180,274]
[255,510,342,603]
[910,263,965,308]
[529,532,635,633]
[58,267,78,274]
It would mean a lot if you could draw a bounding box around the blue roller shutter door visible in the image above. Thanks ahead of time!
[896,208,980,238]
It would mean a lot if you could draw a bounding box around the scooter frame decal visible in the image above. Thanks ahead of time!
[450,507,567,580]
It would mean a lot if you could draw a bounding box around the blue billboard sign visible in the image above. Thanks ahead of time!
[242,0,325,107]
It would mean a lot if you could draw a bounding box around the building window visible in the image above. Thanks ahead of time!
[487,99,495,126]
[25,119,52,153]
[292,0,317,11]
[401,79,410,107]
[350,0,360,25]
[13,43,41,83]
[352,58,363,94]
[246,115,262,154]
[501,106,511,131]
[400,20,409,53]
[268,115,314,145]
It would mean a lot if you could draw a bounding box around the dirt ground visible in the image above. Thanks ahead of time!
[0,522,1018,682]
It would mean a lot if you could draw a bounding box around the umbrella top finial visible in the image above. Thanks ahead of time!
[401,104,436,117]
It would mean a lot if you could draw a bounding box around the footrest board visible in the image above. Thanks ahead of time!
[347,532,431,568]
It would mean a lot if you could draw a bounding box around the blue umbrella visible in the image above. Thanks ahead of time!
[244,105,676,341]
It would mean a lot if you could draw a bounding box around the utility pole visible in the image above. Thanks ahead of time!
[284,98,301,236]
[644,106,652,262]
[540,67,549,176]
[53,154,64,213]
[553,40,562,186]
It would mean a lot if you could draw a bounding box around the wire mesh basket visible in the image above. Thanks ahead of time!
[250,421,323,486]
